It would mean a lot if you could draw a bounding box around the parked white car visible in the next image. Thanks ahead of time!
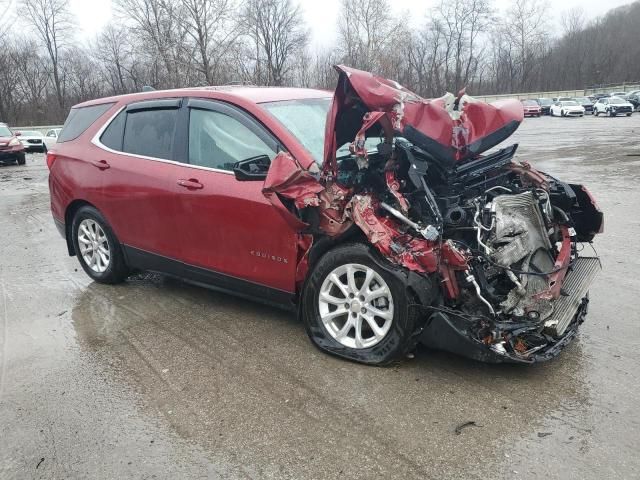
[43,128,62,150]
[16,129,46,153]
[550,100,585,117]
[593,97,634,116]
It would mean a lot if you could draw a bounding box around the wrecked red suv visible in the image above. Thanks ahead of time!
[48,66,603,365]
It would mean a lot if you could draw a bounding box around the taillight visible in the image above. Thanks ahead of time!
[46,152,57,170]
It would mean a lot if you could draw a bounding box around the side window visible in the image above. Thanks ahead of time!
[100,110,126,151]
[188,108,276,171]
[122,108,178,160]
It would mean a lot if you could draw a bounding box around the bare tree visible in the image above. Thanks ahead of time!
[22,0,73,111]
[94,24,134,95]
[114,0,193,88]
[179,0,240,85]
[337,0,395,73]
[241,0,309,86]
[501,0,550,90]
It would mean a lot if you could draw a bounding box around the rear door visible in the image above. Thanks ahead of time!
[170,98,299,296]
[92,99,186,270]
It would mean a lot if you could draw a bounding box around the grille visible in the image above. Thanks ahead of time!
[543,257,601,337]
[27,139,42,144]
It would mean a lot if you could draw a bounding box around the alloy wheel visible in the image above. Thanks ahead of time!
[318,263,394,349]
[77,219,110,273]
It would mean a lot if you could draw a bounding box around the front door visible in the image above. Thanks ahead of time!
[171,98,300,296]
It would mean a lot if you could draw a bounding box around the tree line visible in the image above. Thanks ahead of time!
[1,0,640,125]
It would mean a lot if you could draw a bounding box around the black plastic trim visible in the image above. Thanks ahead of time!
[123,245,296,310]
[126,98,182,112]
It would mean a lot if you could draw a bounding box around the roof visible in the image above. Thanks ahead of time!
[74,86,332,109]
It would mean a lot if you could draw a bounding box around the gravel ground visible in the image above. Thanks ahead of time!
[1,114,639,479]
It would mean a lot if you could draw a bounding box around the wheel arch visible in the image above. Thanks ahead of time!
[64,199,98,256]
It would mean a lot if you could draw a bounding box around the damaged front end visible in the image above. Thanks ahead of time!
[263,65,603,364]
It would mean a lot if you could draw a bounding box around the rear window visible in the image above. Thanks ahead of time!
[58,103,114,143]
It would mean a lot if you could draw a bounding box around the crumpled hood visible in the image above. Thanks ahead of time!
[323,65,524,175]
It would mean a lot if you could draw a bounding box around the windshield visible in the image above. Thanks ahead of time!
[562,101,579,106]
[0,126,13,136]
[262,98,331,165]
[574,97,590,103]
[522,101,538,106]
[537,98,552,105]
[21,130,40,136]
[609,97,626,104]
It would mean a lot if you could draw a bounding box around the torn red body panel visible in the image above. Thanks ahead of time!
[263,151,323,210]
[323,65,524,176]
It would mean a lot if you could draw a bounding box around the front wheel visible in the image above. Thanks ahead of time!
[594,109,599,116]
[561,110,565,117]
[301,243,421,365]
[626,113,632,117]
[16,153,25,165]
[71,206,129,284]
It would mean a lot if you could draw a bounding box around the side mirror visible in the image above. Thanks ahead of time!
[233,154,271,181]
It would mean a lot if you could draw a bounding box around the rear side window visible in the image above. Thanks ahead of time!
[100,110,126,151]
[122,109,178,160]
[58,103,114,143]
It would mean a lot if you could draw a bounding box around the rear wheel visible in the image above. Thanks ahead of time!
[71,206,129,284]
[301,243,420,365]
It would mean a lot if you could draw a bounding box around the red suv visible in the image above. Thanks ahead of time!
[0,123,26,165]
[49,66,603,365]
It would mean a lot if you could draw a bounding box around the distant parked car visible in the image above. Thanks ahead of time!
[625,90,640,110]
[572,97,595,114]
[593,96,634,116]
[535,98,553,115]
[521,100,542,117]
[592,93,609,100]
[0,123,26,165]
[552,96,573,102]
[44,128,62,150]
[550,100,585,117]
[609,91,628,99]
[16,129,47,152]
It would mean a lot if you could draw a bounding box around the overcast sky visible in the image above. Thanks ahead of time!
[55,0,637,47]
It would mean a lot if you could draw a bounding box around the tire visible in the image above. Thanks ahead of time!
[561,110,565,117]
[609,109,614,117]
[16,153,25,165]
[626,113,632,117]
[594,109,599,116]
[301,243,421,365]
[71,206,129,284]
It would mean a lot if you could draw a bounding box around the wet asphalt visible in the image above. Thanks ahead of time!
[1,114,639,479]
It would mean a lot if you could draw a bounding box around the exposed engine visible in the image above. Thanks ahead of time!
[322,137,602,362]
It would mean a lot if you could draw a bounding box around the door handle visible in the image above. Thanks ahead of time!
[91,159,110,170]
[177,178,204,190]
